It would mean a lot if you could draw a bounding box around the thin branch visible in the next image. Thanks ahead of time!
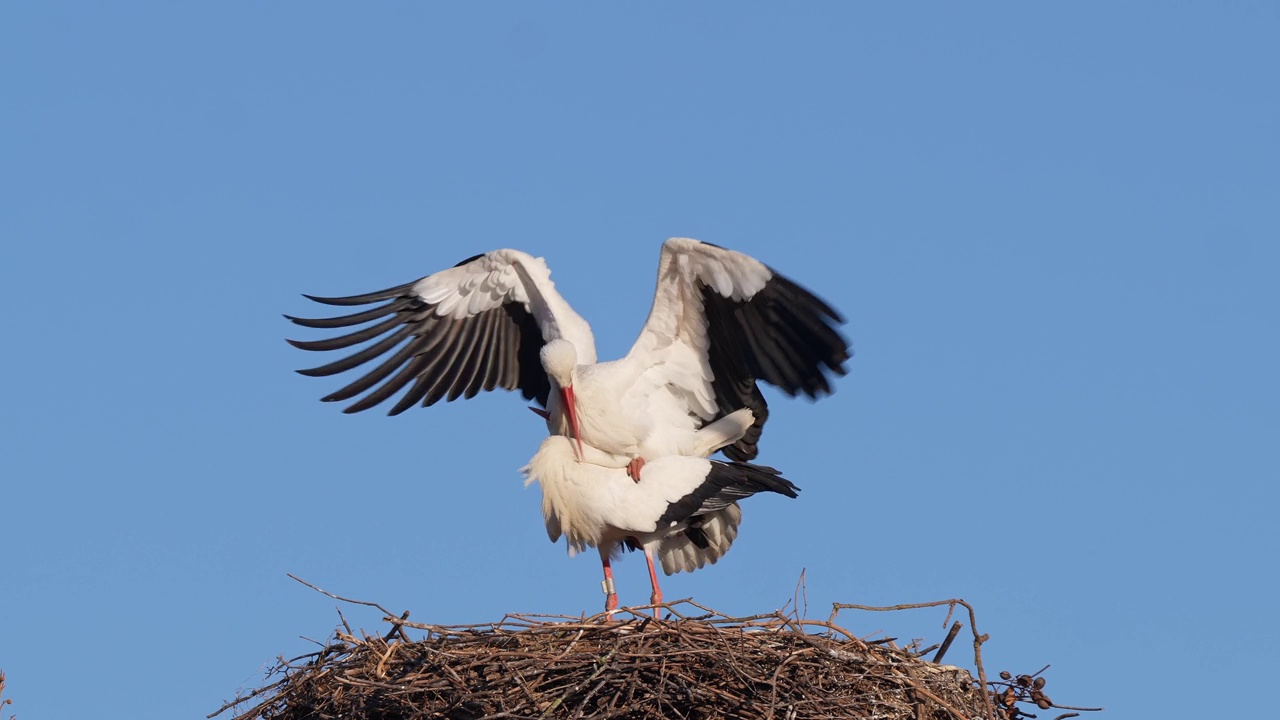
[932,621,962,664]
[831,599,995,720]
[285,573,400,618]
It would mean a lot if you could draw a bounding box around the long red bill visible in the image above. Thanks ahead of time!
[561,386,584,461]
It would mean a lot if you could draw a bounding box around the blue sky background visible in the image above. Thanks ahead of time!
[3,3,1276,718]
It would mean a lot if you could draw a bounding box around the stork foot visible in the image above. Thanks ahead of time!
[626,456,646,482]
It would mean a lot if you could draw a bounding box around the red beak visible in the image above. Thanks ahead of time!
[560,385,584,461]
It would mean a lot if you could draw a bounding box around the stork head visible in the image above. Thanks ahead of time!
[539,339,584,461]
[539,339,577,389]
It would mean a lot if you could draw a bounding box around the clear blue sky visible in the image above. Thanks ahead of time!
[3,3,1276,718]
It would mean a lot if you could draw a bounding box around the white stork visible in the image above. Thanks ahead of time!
[287,238,849,475]
[522,434,800,615]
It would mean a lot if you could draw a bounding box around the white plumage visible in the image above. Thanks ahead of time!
[287,237,843,610]
[288,237,850,471]
[523,434,799,613]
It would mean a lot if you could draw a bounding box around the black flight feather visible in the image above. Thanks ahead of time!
[287,252,552,413]
[656,462,799,529]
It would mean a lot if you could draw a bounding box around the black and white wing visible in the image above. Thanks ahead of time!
[648,458,801,576]
[286,249,595,414]
[655,461,799,528]
[627,237,850,460]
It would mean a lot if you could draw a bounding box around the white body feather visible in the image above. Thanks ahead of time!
[416,239,772,459]
[522,435,743,575]
[290,237,835,609]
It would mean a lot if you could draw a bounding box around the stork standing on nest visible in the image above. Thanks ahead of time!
[523,434,800,615]
[287,238,850,477]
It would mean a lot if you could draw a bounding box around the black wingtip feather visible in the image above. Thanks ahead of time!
[285,313,410,353]
[657,462,799,527]
[286,265,553,415]
[284,297,413,330]
[300,279,421,307]
[699,262,850,459]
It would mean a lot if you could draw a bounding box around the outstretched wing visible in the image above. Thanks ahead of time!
[286,249,596,415]
[627,237,850,460]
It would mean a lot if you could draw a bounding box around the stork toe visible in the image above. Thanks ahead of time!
[626,456,646,482]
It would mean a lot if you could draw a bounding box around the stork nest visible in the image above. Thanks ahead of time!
[212,593,1099,720]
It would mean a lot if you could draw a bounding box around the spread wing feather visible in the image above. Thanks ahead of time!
[286,249,594,414]
[628,238,850,460]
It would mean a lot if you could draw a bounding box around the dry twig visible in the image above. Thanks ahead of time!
[211,587,1100,720]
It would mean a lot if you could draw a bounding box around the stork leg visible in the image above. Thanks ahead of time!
[626,456,646,482]
[643,545,663,618]
[599,548,618,613]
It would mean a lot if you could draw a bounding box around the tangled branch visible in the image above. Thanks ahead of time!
[211,583,1100,720]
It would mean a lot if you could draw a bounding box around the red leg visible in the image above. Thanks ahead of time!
[600,550,618,613]
[626,456,646,482]
[643,546,663,618]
